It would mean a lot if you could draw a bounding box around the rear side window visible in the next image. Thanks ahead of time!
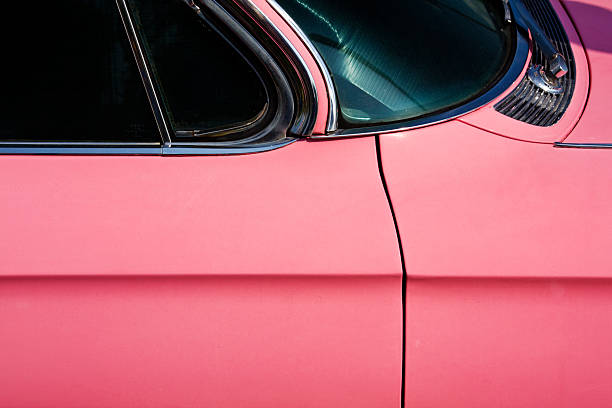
[0,1,157,143]
[127,0,271,140]
[275,0,513,127]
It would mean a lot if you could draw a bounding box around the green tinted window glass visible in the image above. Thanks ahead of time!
[275,0,513,126]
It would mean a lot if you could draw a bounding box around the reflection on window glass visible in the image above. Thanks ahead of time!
[0,1,157,143]
[128,0,269,137]
[275,0,513,126]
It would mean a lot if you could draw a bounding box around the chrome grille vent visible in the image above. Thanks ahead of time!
[494,0,576,126]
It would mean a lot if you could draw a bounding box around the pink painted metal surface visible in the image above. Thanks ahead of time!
[405,278,612,408]
[0,139,398,277]
[460,0,589,143]
[0,137,402,406]
[380,120,612,278]
[561,0,612,144]
[1,276,400,408]
[380,121,612,406]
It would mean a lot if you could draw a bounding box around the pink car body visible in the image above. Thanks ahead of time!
[1,0,612,407]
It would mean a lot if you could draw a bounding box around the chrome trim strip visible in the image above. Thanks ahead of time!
[527,64,564,94]
[0,141,159,146]
[0,146,162,155]
[555,142,612,149]
[0,139,295,155]
[502,0,513,23]
[310,28,530,138]
[162,137,297,155]
[266,0,338,133]
[232,0,318,136]
[116,0,173,145]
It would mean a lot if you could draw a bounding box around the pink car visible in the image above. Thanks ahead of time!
[1,0,611,406]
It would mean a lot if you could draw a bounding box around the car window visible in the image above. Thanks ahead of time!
[0,0,273,145]
[274,0,513,127]
[127,0,271,140]
[0,1,158,143]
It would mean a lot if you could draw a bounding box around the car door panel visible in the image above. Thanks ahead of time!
[0,137,403,407]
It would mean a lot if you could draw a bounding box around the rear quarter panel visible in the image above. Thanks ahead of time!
[380,121,612,407]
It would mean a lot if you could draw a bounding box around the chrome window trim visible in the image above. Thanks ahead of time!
[555,142,612,149]
[162,137,297,154]
[0,141,159,146]
[0,145,162,155]
[266,0,338,133]
[0,141,162,155]
[0,139,296,155]
[230,0,318,136]
[116,0,173,145]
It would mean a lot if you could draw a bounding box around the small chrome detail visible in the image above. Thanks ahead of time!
[502,0,512,23]
[495,0,575,126]
[549,53,569,79]
[527,64,564,94]
[161,138,297,155]
[555,142,612,149]
[0,145,162,155]
[511,0,568,80]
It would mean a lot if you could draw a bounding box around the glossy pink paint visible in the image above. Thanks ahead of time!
[0,139,399,277]
[561,0,612,144]
[405,278,612,408]
[1,276,400,407]
[380,121,612,278]
[0,137,403,406]
[379,121,612,406]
